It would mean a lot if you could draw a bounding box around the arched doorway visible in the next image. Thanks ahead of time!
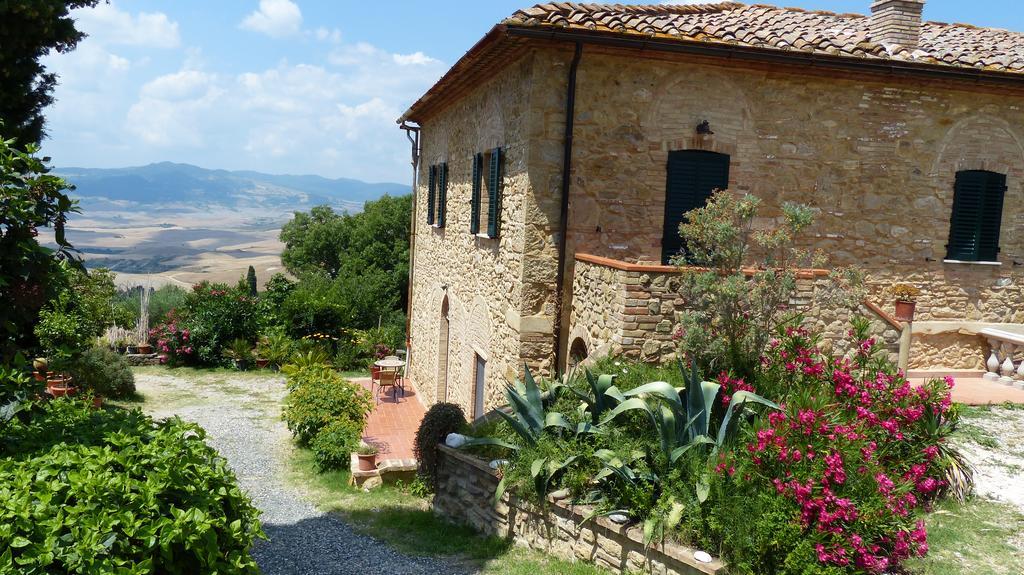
[438,296,450,402]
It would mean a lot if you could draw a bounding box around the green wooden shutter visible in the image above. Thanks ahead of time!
[978,172,1007,262]
[487,147,502,238]
[426,165,436,226]
[470,153,482,234]
[661,150,730,264]
[437,162,448,228]
[947,170,1006,261]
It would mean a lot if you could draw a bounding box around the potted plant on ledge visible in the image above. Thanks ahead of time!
[891,283,921,323]
[356,445,379,471]
[223,338,254,370]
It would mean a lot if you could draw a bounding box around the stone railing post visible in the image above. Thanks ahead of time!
[980,329,1024,389]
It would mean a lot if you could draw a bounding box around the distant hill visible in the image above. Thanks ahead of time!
[55,162,409,212]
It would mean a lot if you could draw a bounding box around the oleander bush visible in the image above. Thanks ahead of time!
[0,399,263,573]
[414,402,468,490]
[282,363,372,447]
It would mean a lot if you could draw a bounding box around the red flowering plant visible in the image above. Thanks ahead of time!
[707,318,961,574]
[148,310,195,366]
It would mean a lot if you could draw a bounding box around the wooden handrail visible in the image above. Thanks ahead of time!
[574,253,831,279]
[862,300,903,331]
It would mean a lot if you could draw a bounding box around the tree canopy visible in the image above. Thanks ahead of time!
[0,1,100,144]
[280,194,411,309]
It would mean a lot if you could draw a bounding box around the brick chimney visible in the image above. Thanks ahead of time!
[869,0,925,50]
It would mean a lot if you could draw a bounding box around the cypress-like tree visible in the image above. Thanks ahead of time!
[0,1,100,144]
[246,266,258,297]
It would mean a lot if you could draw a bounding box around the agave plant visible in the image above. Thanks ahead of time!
[461,365,599,501]
[554,369,618,425]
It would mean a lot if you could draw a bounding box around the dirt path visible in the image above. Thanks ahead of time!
[133,368,467,575]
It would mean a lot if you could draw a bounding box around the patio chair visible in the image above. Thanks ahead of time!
[377,369,399,404]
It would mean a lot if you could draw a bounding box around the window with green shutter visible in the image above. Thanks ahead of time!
[470,153,483,234]
[426,164,437,226]
[487,147,503,238]
[437,162,448,227]
[661,150,730,264]
[469,148,502,238]
[946,170,1007,262]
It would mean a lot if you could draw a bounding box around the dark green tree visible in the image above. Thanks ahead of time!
[0,1,101,144]
[280,194,411,309]
[246,265,258,297]
[0,132,79,361]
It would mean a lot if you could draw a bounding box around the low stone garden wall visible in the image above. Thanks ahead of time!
[434,445,725,575]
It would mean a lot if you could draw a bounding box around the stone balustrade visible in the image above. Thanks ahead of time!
[980,328,1024,389]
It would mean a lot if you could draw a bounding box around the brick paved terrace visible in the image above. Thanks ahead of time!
[353,377,425,462]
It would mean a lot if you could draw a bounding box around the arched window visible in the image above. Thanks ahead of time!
[662,150,730,264]
[569,338,589,370]
[437,296,450,402]
[946,170,1007,262]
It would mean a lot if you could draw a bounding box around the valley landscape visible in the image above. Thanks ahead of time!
[46,162,407,288]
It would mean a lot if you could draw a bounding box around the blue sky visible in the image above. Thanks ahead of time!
[41,0,1022,183]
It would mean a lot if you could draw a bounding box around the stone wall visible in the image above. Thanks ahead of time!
[408,54,537,417]
[568,256,902,366]
[434,445,724,575]
[546,46,1024,371]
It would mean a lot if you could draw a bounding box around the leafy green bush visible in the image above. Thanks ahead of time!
[414,403,467,490]
[0,399,263,573]
[282,365,372,446]
[68,346,136,399]
[310,419,362,472]
[34,266,133,362]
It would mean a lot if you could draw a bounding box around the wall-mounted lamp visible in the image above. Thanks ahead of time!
[696,120,714,135]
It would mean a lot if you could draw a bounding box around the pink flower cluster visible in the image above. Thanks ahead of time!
[716,371,755,407]
[732,328,955,573]
[149,311,195,366]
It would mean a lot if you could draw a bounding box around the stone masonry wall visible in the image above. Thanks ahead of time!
[434,445,724,575]
[408,55,537,417]
[539,46,1024,371]
[569,257,902,366]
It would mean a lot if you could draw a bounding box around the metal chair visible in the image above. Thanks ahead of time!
[377,369,399,403]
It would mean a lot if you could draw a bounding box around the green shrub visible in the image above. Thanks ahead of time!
[414,403,467,490]
[179,282,260,366]
[310,419,362,471]
[282,366,372,446]
[0,399,263,573]
[68,346,136,399]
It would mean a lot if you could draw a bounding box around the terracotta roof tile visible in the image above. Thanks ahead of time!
[502,2,1024,75]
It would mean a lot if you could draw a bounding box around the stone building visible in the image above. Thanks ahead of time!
[398,0,1024,417]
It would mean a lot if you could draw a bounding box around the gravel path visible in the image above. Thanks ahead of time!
[135,371,468,575]
[957,406,1024,513]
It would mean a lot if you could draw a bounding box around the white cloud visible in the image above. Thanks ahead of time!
[393,52,440,66]
[74,1,180,48]
[240,0,303,38]
[128,70,223,146]
[314,26,342,43]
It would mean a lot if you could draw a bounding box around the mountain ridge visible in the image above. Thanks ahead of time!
[55,162,409,210]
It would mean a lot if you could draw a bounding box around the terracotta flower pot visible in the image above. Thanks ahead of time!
[91,395,104,409]
[357,452,378,471]
[33,371,46,382]
[46,378,77,398]
[371,365,381,379]
[894,300,916,323]
[137,343,153,354]
[256,358,270,369]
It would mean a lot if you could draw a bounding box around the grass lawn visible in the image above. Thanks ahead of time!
[906,498,1024,575]
[286,448,615,575]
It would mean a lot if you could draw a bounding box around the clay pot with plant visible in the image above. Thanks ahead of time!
[223,338,254,370]
[356,445,379,471]
[891,283,921,323]
[137,342,153,354]
[46,374,77,398]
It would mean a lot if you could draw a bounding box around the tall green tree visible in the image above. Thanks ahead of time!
[0,1,100,144]
[246,265,258,297]
[280,194,411,309]
[0,133,78,361]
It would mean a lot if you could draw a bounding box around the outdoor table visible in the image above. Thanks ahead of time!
[373,359,406,401]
